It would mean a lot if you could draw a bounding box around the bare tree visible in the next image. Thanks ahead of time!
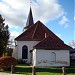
[68,40,75,48]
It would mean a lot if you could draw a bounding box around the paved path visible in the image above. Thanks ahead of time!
[0,72,19,75]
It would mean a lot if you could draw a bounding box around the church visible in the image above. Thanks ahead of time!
[12,7,72,66]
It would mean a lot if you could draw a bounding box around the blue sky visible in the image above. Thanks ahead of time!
[0,0,74,45]
[46,0,74,44]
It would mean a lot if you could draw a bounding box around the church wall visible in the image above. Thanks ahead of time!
[33,49,70,67]
[12,46,18,59]
[17,41,40,63]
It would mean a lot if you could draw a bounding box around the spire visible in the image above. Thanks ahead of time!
[24,7,34,31]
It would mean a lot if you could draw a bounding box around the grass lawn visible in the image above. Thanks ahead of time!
[4,60,75,75]
[13,60,75,75]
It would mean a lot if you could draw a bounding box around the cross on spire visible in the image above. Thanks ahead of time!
[30,1,32,6]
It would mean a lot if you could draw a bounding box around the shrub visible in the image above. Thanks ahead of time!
[0,56,17,68]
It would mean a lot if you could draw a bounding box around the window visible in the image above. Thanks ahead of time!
[51,52,56,62]
[22,45,28,59]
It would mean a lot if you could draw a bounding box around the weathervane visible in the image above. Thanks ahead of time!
[30,0,32,6]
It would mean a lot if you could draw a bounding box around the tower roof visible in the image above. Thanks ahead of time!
[24,7,34,29]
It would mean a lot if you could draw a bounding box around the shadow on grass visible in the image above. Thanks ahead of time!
[66,68,75,74]
[15,66,75,74]
[15,67,32,74]
[66,60,75,74]
[15,66,62,74]
[36,67,62,73]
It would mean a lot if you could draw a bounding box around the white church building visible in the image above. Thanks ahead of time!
[12,7,72,67]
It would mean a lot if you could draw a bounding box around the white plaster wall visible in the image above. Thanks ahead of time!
[33,49,36,66]
[12,46,18,59]
[33,49,70,67]
[17,41,40,63]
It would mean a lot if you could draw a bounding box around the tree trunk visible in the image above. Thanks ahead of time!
[11,65,14,74]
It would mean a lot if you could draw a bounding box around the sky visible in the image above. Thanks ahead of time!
[0,0,74,45]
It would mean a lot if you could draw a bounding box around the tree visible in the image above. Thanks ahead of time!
[0,15,10,56]
[68,40,75,48]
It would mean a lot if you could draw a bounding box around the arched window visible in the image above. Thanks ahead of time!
[22,45,28,59]
[51,52,56,62]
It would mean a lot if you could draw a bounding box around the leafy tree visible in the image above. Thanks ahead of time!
[0,15,10,56]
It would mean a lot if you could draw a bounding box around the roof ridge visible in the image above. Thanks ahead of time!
[32,21,39,39]
[41,23,64,43]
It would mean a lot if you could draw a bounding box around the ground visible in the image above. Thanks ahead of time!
[0,60,75,75]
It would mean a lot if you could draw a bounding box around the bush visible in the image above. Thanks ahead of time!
[0,56,17,68]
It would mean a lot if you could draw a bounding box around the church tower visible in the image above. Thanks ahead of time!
[23,7,34,31]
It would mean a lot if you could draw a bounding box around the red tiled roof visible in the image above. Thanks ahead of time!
[34,36,73,50]
[15,21,63,42]
[15,20,72,50]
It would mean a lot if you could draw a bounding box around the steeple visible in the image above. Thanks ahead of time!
[23,7,34,31]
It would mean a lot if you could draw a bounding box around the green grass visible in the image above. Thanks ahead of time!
[4,60,75,75]
[15,64,32,75]
[14,66,75,75]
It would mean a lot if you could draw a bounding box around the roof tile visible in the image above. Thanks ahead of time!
[15,20,72,50]
[15,21,63,42]
[34,36,73,50]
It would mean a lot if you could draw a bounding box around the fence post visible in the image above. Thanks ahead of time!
[62,67,66,75]
[32,66,36,75]
[11,65,14,74]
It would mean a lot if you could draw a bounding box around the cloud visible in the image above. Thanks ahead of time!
[10,31,20,41]
[0,0,64,28]
[59,16,70,28]
[74,16,75,21]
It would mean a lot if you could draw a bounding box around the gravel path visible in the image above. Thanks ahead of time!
[0,72,20,75]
